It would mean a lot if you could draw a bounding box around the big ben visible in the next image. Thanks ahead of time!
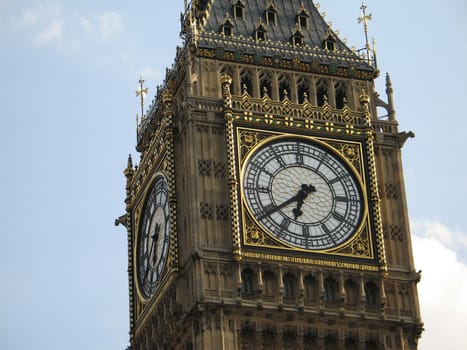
[117,1,423,349]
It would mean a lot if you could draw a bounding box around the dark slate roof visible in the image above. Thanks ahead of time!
[191,0,373,72]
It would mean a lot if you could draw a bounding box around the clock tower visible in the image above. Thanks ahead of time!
[118,1,423,349]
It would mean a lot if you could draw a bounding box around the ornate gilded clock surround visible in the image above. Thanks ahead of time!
[127,90,179,330]
[236,126,374,259]
[222,76,387,272]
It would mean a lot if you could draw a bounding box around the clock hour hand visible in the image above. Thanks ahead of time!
[292,184,316,219]
[259,184,316,219]
[143,223,161,282]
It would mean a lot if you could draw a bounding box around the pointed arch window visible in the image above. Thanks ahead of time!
[240,69,253,96]
[259,72,272,98]
[265,2,277,25]
[233,1,245,19]
[322,32,337,52]
[290,29,304,47]
[334,81,347,109]
[220,18,234,37]
[297,77,310,104]
[254,21,267,42]
[316,79,328,106]
[296,6,309,29]
[278,74,291,101]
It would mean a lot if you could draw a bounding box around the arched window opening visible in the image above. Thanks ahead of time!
[240,70,253,96]
[365,281,379,307]
[223,25,232,37]
[335,82,347,109]
[233,1,245,19]
[220,19,233,37]
[266,7,277,25]
[316,79,328,106]
[204,267,217,290]
[283,272,296,298]
[278,75,291,101]
[254,21,267,42]
[297,78,310,104]
[317,88,327,106]
[241,268,255,294]
[322,33,337,52]
[296,7,309,29]
[290,30,304,47]
[324,277,338,303]
[259,73,272,98]
[256,29,265,41]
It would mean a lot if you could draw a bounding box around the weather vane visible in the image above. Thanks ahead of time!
[135,76,148,129]
[358,1,373,64]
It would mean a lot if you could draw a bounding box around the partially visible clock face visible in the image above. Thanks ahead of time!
[137,174,170,299]
[242,137,364,250]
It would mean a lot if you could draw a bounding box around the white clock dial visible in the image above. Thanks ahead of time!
[242,137,363,250]
[137,174,170,299]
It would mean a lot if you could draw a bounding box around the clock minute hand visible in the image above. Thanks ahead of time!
[151,223,161,265]
[258,193,301,219]
[143,224,159,282]
[259,184,316,219]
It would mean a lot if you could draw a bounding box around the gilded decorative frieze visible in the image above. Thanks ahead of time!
[197,47,374,81]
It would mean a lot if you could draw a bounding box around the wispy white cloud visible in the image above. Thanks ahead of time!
[34,20,64,46]
[9,4,123,51]
[98,12,122,40]
[412,221,467,350]
[412,220,467,257]
[17,9,39,26]
[79,11,122,41]
[140,67,162,81]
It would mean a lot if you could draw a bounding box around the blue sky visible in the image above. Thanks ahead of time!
[1,1,466,349]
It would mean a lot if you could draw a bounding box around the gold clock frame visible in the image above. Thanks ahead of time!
[239,130,371,256]
[235,126,375,260]
[127,90,179,328]
[133,171,172,303]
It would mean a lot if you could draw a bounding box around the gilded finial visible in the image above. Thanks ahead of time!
[358,1,373,65]
[136,76,148,128]
[123,153,134,179]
